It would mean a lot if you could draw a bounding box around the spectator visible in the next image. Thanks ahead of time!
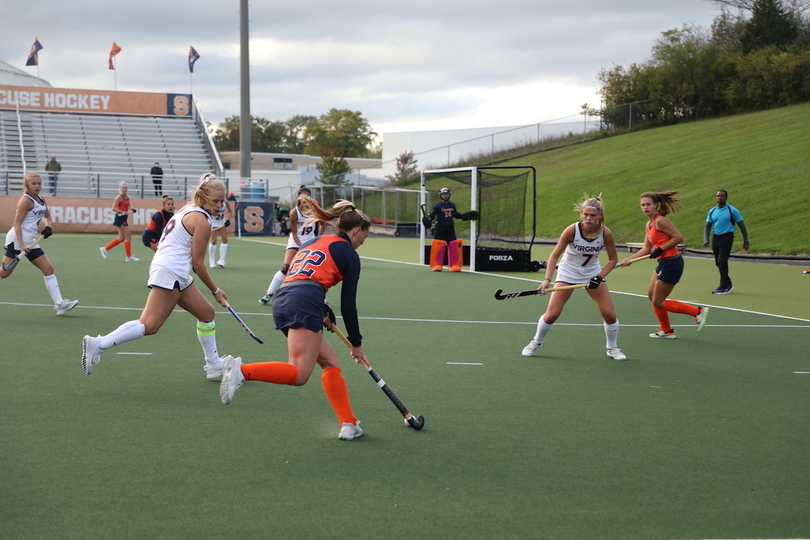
[703,189,749,294]
[45,156,61,195]
[150,161,164,197]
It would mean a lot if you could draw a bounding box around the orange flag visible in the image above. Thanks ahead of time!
[109,42,122,70]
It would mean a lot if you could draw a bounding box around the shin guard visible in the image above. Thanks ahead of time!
[448,239,463,271]
[430,239,447,271]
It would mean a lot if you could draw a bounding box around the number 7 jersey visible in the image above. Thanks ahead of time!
[557,221,605,283]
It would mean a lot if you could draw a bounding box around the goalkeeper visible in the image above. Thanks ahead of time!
[422,187,478,272]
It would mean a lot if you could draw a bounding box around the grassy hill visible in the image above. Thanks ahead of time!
[481,103,809,256]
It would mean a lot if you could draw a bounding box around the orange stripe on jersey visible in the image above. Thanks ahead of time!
[284,235,348,291]
[647,215,679,258]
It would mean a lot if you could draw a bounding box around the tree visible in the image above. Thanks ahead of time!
[316,147,351,185]
[385,151,420,186]
[304,109,377,158]
[212,115,274,152]
[739,0,799,52]
[282,115,316,154]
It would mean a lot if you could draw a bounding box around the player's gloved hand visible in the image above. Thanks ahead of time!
[422,216,432,228]
[42,226,53,238]
[649,247,663,259]
[225,220,231,227]
[588,275,604,289]
[132,208,137,213]
[323,301,336,331]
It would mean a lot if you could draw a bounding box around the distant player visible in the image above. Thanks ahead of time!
[422,187,478,271]
[100,181,139,262]
[208,192,235,268]
[142,195,175,252]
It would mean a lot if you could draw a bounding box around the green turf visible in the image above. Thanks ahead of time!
[1,235,808,539]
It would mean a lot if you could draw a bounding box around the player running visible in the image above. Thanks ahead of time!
[100,181,139,262]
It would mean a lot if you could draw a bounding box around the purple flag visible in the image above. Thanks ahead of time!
[188,46,200,73]
[26,38,43,66]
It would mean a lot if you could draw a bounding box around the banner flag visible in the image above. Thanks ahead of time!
[108,42,122,70]
[26,38,43,67]
[188,46,200,73]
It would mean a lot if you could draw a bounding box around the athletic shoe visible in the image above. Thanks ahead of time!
[219,355,244,404]
[204,356,224,379]
[125,256,139,262]
[695,307,709,332]
[449,265,461,272]
[218,260,226,268]
[521,340,542,357]
[649,330,676,339]
[55,299,79,316]
[99,247,108,259]
[711,287,724,294]
[606,348,627,361]
[259,292,273,305]
[431,265,442,272]
[338,421,363,441]
[82,335,102,375]
[804,269,810,274]
[724,285,734,294]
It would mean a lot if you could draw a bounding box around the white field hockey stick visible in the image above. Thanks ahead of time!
[2,233,46,272]
[330,325,425,430]
[494,283,588,300]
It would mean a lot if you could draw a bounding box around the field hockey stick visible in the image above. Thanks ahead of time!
[494,283,588,300]
[620,253,651,267]
[2,233,46,272]
[330,325,425,431]
[224,302,264,344]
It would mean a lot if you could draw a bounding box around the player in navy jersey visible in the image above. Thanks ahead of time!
[522,194,626,360]
[220,199,370,441]
[423,187,477,271]
[141,195,175,252]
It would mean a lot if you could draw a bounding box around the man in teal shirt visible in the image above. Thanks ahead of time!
[703,189,749,294]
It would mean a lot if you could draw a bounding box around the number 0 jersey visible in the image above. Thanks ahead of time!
[556,222,605,284]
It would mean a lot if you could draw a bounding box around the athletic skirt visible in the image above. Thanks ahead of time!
[655,254,684,285]
[273,281,326,334]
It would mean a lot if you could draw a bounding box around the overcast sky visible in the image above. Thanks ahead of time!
[1,1,725,137]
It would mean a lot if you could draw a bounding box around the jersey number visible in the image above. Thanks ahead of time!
[580,254,593,266]
[159,218,177,243]
[287,248,326,278]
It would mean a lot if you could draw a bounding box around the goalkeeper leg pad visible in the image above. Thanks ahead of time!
[430,240,447,271]
[448,239,463,272]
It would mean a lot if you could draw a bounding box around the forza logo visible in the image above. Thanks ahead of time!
[489,255,514,261]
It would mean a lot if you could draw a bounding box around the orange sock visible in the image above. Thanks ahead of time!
[124,241,132,258]
[241,362,298,385]
[653,305,672,332]
[322,366,357,425]
[105,238,120,251]
[663,299,700,317]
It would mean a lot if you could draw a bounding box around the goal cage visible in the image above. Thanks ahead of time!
[420,166,541,272]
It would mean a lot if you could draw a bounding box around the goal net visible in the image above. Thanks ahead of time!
[421,166,539,272]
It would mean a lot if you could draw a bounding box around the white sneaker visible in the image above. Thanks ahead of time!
[205,356,224,379]
[125,256,139,262]
[606,348,627,361]
[219,355,244,404]
[649,330,677,339]
[695,307,709,332]
[82,335,102,375]
[522,340,542,357]
[100,247,108,259]
[217,260,226,268]
[338,421,363,441]
[55,299,79,316]
[209,259,216,268]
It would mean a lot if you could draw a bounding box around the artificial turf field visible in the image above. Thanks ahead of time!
[1,234,808,540]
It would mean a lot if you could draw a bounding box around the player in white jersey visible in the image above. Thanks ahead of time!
[1,172,78,315]
[259,185,321,305]
[82,173,232,379]
[522,194,626,360]
[208,192,235,268]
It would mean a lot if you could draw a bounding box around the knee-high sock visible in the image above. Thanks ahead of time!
[208,244,217,265]
[430,239,447,268]
[218,243,228,263]
[604,320,619,349]
[447,239,460,267]
[196,321,219,363]
[124,241,132,258]
[266,269,286,295]
[43,274,64,305]
[99,320,145,350]
[532,317,553,344]
[241,362,298,385]
[322,366,357,425]
[653,305,672,332]
[105,238,120,251]
[662,299,700,317]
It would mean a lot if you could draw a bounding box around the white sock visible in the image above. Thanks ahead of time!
[533,317,553,344]
[208,244,216,265]
[218,243,228,263]
[99,320,146,350]
[266,270,286,296]
[604,320,620,349]
[196,320,219,363]
[43,274,64,305]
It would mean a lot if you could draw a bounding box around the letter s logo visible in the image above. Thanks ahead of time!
[172,95,190,116]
